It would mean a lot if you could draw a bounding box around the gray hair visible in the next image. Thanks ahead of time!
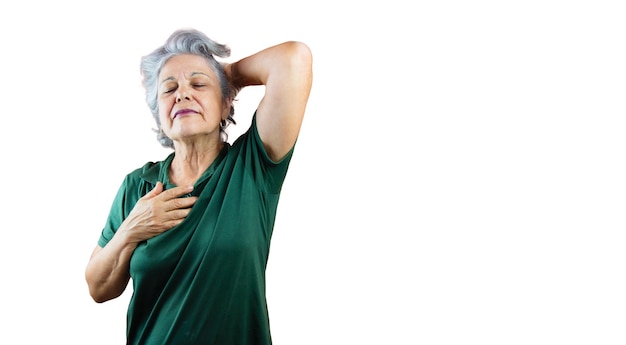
[140,28,236,148]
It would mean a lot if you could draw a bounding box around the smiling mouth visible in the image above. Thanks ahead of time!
[173,109,197,119]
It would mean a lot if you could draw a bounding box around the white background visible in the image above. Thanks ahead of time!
[0,1,624,344]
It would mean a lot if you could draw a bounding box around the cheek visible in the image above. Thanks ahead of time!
[157,100,171,124]
[157,111,172,132]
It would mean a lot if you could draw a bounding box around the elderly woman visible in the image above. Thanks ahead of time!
[85,28,312,344]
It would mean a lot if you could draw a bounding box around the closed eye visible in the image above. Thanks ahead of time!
[161,83,177,94]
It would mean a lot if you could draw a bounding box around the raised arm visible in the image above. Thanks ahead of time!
[226,41,313,161]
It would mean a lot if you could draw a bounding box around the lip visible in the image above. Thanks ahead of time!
[173,109,198,119]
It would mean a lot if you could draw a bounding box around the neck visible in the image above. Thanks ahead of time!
[170,139,224,186]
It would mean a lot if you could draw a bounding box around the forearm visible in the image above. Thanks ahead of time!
[85,182,197,302]
[85,229,137,303]
[228,41,312,90]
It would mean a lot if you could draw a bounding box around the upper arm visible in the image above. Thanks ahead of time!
[255,41,313,161]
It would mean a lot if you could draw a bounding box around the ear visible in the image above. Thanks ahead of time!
[222,98,234,120]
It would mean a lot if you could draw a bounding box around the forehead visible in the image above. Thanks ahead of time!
[159,54,216,80]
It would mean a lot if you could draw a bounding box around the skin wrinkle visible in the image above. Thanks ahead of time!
[85,29,312,343]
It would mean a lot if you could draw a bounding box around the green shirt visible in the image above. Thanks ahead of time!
[98,117,294,344]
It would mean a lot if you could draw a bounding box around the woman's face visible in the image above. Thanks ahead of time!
[157,54,227,144]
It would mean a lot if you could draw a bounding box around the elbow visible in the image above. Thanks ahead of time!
[85,269,122,303]
[287,41,312,58]
[86,276,109,303]
[287,41,313,72]
[91,294,108,304]
[87,284,107,303]
[84,245,128,303]
[281,41,313,89]
[88,284,121,304]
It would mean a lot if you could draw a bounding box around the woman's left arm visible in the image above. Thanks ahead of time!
[226,41,313,161]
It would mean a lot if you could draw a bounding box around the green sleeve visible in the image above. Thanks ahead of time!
[97,176,129,248]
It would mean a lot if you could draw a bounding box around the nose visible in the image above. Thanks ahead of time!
[176,88,191,103]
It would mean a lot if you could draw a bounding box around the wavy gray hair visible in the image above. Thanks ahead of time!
[140,28,236,148]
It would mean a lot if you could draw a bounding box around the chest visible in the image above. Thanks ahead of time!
[129,174,271,281]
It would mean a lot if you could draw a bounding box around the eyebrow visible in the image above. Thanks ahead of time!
[159,72,212,86]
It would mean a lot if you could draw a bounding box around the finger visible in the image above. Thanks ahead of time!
[164,208,193,222]
[161,218,187,230]
[164,196,198,211]
[160,185,194,200]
